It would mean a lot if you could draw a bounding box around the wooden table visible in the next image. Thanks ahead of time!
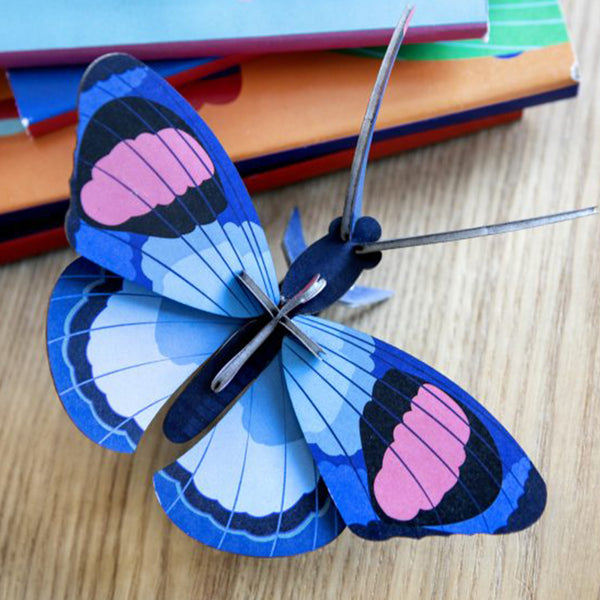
[1,3,599,598]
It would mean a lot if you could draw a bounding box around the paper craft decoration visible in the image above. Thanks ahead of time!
[46,27,557,555]
[0,0,488,67]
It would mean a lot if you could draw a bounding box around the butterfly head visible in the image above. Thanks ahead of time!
[281,215,382,314]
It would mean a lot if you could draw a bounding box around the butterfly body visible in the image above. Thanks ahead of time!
[163,314,284,443]
[281,217,382,314]
[164,209,386,441]
[46,53,546,557]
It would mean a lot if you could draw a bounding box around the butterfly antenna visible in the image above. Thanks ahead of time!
[340,5,414,241]
[355,206,597,253]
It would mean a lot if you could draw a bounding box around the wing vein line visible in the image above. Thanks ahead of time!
[87,226,233,316]
[295,318,526,500]
[166,427,218,513]
[286,345,446,530]
[51,292,155,302]
[98,393,171,445]
[282,365,373,508]
[48,318,234,345]
[96,75,275,306]
[79,118,255,315]
[218,386,255,549]
[269,373,289,557]
[59,351,212,395]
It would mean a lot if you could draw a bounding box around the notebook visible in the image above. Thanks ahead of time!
[8,56,248,135]
[0,0,488,67]
[0,111,523,264]
[7,0,569,138]
[0,0,577,262]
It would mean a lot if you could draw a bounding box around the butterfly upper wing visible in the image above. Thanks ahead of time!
[281,315,546,539]
[47,257,240,453]
[154,353,345,557]
[68,53,279,318]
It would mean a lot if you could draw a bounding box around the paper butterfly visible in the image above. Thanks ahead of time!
[46,51,546,558]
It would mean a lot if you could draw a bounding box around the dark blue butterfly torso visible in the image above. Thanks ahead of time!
[281,216,382,312]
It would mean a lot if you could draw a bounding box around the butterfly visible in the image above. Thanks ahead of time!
[46,47,547,558]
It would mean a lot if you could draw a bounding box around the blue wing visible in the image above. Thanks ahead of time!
[154,353,344,556]
[47,257,240,453]
[68,53,279,318]
[281,315,546,539]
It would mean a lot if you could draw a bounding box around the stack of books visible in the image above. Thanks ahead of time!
[0,0,578,262]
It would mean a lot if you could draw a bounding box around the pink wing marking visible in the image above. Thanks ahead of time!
[80,128,214,226]
[373,384,470,521]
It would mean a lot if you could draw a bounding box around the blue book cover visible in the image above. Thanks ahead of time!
[8,56,236,134]
[0,0,488,67]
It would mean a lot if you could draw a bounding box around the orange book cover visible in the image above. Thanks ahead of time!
[0,0,578,260]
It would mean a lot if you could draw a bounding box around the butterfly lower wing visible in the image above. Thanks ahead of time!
[282,315,546,539]
[68,53,279,318]
[47,257,240,453]
[154,353,344,556]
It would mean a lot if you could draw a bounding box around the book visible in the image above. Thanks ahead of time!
[0,111,522,264]
[8,56,249,136]
[0,73,21,137]
[0,73,15,115]
[7,0,571,138]
[0,0,577,262]
[0,0,488,68]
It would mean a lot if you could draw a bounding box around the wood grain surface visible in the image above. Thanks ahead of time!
[1,2,599,598]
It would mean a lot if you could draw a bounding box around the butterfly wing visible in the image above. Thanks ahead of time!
[47,257,241,453]
[68,53,279,318]
[281,316,546,539]
[154,353,344,556]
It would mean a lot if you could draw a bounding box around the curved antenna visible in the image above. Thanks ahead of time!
[355,206,597,253]
[340,5,414,241]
